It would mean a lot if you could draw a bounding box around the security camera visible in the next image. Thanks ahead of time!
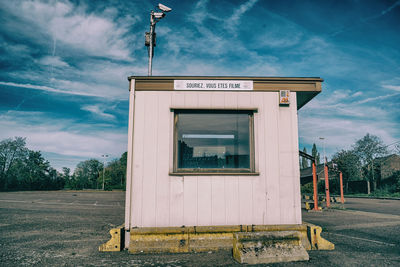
[153,12,165,19]
[158,3,172,12]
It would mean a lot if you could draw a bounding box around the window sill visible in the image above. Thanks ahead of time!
[169,172,260,176]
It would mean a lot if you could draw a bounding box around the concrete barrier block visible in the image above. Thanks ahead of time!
[99,227,124,252]
[189,233,233,252]
[129,232,189,253]
[194,225,241,233]
[306,224,335,250]
[233,231,309,264]
[126,224,330,254]
[305,202,313,210]
[131,226,193,234]
[250,224,310,251]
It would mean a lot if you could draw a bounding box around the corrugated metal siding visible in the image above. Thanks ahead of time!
[128,91,301,227]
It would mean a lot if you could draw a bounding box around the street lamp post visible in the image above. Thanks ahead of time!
[147,12,155,76]
[319,137,326,164]
[102,154,109,190]
[145,3,172,76]
[319,137,330,207]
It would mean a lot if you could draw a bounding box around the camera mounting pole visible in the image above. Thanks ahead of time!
[145,4,172,76]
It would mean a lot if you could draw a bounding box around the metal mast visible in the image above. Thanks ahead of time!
[145,4,172,76]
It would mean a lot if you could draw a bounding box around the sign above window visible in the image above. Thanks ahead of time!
[174,80,253,91]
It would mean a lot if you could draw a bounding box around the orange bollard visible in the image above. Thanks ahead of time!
[312,162,319,210]
[339,171,344,204]
[324,164,330,208]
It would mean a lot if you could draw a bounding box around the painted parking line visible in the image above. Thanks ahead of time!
[0,199,121,207]
[332,221,400,230]
[329,232,397,247]
[340,209,400,220]
[0,199,28,203]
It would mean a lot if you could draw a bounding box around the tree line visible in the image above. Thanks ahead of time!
[331,133,397,193]
[0,137,126,191]
[302,133,400,194]
[2,134,398,193]
[63,152,127,190]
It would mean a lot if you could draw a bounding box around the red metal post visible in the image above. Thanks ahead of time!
[324,164,330,207]
[339,171,344,204]
[312,162,318,210]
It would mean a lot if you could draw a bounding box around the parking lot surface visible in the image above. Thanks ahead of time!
[0,191,399,266]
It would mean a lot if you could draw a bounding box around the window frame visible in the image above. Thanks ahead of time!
[171,108,257,175]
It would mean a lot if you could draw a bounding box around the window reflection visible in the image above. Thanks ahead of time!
[176,111,252,171]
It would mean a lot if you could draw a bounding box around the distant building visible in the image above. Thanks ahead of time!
[299,164,325,185]
[376,154,400,180]
[299,162,340,185]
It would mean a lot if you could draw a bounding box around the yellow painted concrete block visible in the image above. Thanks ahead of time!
[130,233,189,253]
[305,202,312,210]
[127,223,332,253]
[306,224,335,250]
[251,224,305,232]
[194,225,241,233]
[189,233,233,252]
[99,227,123,252]
[131,226,193,234]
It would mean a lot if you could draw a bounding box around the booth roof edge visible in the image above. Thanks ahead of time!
[127,76,324,82]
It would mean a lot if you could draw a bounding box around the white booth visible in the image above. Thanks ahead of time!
[123,76,322,251]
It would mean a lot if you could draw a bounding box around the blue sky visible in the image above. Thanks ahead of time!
[0,0,399,171]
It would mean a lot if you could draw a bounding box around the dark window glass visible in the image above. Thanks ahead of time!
[175,110,253,172]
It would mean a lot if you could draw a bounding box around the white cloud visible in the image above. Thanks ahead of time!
[354,93,399,104]
[352,91,363,97]
[0,1,145,99]
[226,0,259,34]
[0,111,127,166]
[330,1,400,37]
[0,39,31,56]
[183,1,233,56]
[81,105,116,120]
[299,115,397,154]
[1,59,137,100]
[258,29,303,48]
[363,1,400,21]
[28,130,125,158]
[252,18,305,49]
[0,81,97,97]
[382,85,400,91]
[78,61,136,86]
[38,56,69,67]
[54,77,129,100]
[298,88,399,159]
[6,0,138,60]
[189,0,211,25]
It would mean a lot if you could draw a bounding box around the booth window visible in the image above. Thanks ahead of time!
[173,110,255,174]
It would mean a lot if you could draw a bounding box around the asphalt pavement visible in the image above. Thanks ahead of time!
[0,191,399,266]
